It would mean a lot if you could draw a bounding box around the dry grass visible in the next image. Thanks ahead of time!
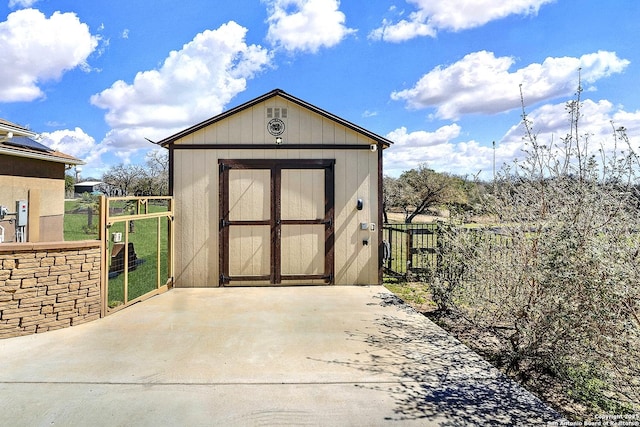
[385,210,498,226]
[385,212,444,224]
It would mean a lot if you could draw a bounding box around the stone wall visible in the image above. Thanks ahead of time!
[0,241,102,339]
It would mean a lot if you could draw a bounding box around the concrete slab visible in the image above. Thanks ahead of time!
[0,286,561,426]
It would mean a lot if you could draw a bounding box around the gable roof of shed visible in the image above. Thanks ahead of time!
[158,88,394,148]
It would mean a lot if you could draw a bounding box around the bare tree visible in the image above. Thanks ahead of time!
[102,164,145,196]
[145,149,169,196]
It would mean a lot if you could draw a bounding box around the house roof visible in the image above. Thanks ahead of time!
[0,118,36,138]
[0,140,84,166]
[158,88,394,148]
[0,119,84,166]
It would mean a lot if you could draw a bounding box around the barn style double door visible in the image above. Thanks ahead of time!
[219,159,335,286]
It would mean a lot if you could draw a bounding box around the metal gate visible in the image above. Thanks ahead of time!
[383,223,438,277]
[100,196,174,314]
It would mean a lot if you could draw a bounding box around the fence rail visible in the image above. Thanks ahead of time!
[383,223,438,277]
[383,223,511,280]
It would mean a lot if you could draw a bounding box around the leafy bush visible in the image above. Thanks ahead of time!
[430,82,640,415]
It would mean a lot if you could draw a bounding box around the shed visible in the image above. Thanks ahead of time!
[74,181,106,196]
[0,119,83,243]
[159,89,392,287]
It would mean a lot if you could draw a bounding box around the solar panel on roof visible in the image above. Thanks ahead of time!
[4,136,53,153]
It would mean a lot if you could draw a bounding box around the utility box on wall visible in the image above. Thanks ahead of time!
[16,200,27,226]
[159,89,393,287]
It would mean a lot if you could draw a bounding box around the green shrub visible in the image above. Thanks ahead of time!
[430,82,640,415]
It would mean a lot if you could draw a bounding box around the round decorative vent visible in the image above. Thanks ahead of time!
[267,118,285,136]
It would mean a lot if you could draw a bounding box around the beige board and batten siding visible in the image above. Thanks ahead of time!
[172,95,380,287]
[228,168,271,284]
[280,169,325,277]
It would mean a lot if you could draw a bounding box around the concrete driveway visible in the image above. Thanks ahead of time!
[0,286,560,426]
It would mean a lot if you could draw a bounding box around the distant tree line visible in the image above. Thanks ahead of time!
[68,150,169,197]
[100,150,169,197]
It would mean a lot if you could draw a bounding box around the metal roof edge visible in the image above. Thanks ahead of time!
[0,120,37,138]
[158,89,393,148]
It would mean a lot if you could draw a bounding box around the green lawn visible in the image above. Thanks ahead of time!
[64,199,99,241]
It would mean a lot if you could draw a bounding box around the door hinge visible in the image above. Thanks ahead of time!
[220,219,229,229]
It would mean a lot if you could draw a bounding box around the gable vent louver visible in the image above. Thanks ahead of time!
[267,108,287,119]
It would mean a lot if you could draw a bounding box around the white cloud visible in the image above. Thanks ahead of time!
[370,0,554,42]
[383,123,524,179]
[502,99,640,157]
[384,99,640,179]
[391,50,630,120]
[383,124,499,177]
[369,18,435,42]
[8,0,38,8]
[264,0,356,53]
[97,127,180,165]
[90,21,271,162]
[0,9,99,102]
[39,127,103,164]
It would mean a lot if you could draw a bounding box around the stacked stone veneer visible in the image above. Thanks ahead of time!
[0,241,102,339]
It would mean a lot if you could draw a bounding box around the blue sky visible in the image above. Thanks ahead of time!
[0,0,638,180]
